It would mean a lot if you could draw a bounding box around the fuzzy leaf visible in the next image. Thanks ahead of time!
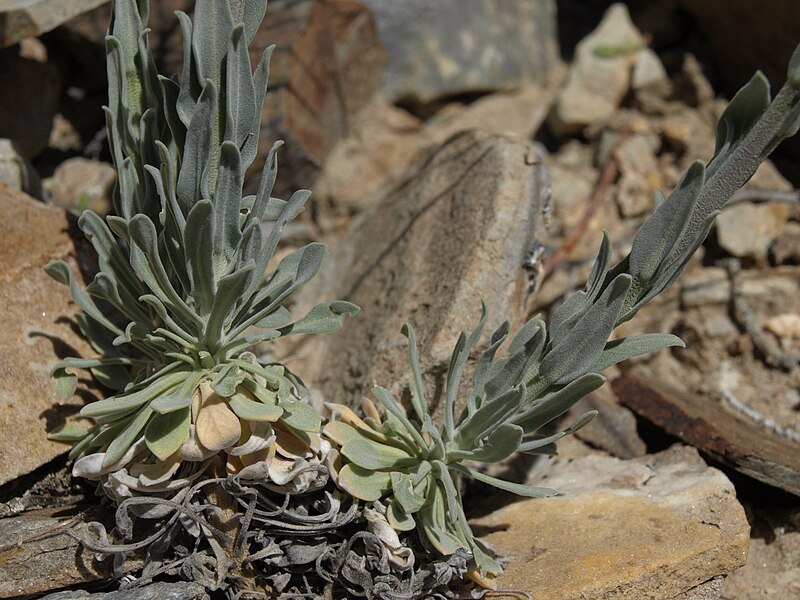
[592,333,684,373]
[337,464,391,502]
[229,392,283,422]
[387,499,416,531]
[278,401,321,432]
[150,371,206,414]
[539,274,631,387]
[455,464,557,497]
[451,423,523,463]
[145,406,190,461]
[341,438,414,470]
[277,301,360,336]
[391,472,427,514]
[48,422,90,443]
[103,404,153,467]
[513,373,606,434]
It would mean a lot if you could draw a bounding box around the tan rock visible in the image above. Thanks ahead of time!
[549,4,643,135]
[476,445,749,599]
[764,313,800,339]
[43,157,115,214]
[281,130,546,412]
[0,183,98,486]
[315,67,564,218]
[716,202,790,260]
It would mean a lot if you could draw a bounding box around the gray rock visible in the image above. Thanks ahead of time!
[283,130,546,414]
[716,202,790,261]
[363,0,559,103]
[0,0,109,48]
[41,582,208,600]
[0,138,40,197]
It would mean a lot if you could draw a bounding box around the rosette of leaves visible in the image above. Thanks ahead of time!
[46,0,357,492]
[325,46,800,581]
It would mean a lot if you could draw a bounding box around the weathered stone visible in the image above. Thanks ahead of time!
[716,202,790,260]
[0,138,40,196]
[245,0,387,198]
[0,508,131,597]
[362,0,559,104]
[0,0,108,48]
[476,445,749,599]
[282,130,545,411]
[548,4,643,136]
[314,66,564,217]
[613,370,800,496]
[41,582,208,600]
[0,52,61,159]
[43,157,115,214]
[571,385,647,459]
[0,183,98,486]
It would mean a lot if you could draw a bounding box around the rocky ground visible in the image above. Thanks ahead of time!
[1,1,799,598]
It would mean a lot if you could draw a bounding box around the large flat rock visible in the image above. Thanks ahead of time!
[362,0,558,104]
[0,183,97,486]
[475,445,749,599]
[285,129,546,411]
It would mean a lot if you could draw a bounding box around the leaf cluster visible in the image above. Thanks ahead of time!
[47,0,357,478]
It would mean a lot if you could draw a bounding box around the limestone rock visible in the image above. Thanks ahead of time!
[0,138,40,196]
[283,130,545,412]
[716,202,790,260]
[0,52,61,159]
[0,183,98,486]
[475,445,749,599]
[43,157,115,214]
[40,582,208,600]
[362,0,559,104]
[0,0,108,48]
[549,4,643,136]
